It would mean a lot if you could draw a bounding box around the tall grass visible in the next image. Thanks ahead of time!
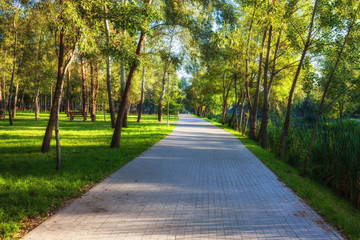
[267,120,360,208]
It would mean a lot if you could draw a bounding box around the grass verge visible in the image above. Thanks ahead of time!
[203,117,360,240]
[0,112,177,240]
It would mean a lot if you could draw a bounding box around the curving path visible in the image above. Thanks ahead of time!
[23,115,342,240]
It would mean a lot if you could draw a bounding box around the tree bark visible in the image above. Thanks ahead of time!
[8,12,17,126]
[41,24,76,153]
[137,64,146,122]
[35,87,40,120]
[278,0,318,157]
[110,0,151,148]
[90,62,98,121]
[81,57,87,121]
[104,18,116,128]
[237,90,246,132]
[12,83,18,118]
[66,65,71,114]
[249,28,267,139]
[258,26,282,148]
[158,71,166,122]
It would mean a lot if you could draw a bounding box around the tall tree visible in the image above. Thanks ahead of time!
[110,0,153,148]
[278,0,319,157]
[41,0,79,153]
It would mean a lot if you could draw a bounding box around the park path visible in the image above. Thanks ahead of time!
[23,115,342,240]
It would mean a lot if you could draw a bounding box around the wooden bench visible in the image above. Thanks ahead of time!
[68,111,84,121]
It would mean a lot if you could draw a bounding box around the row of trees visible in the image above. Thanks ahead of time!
[0,0,198,152]
[185,0,360,176]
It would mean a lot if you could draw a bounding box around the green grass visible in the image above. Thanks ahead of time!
[202,117,360,240]
[0,112,177,240]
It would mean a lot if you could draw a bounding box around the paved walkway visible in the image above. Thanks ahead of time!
[23,115,342,240]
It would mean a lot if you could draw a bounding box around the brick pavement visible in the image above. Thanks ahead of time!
[23,115,342,239]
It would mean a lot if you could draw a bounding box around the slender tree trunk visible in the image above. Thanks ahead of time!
[228,73,238,127]
[120,60,129,127]
[104,18,116,128]
[257,24,273,147]
[258,27,282,148]
[237,90,245,132]
[8,13,17,126]
[81,57,87,121]
[44,95,46,113]
[41,24,76,153]
[110,0,151,148]
[242,112,248,135]
[35,87,40,120]
[12,83,18,118]
[249,28,267,139]
[90,62,97,121]
[137,64,146,122]
[304,7,358,176]
[278,0,318,157]
[243,1,257,138]
[158,71,166,121]
[66,65,70,114]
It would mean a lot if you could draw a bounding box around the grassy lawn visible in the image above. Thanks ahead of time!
[203,117,360,240]
[0,112,177,240]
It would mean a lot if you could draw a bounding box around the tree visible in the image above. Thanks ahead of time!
[110,0,154,148]
[278,0,319,157]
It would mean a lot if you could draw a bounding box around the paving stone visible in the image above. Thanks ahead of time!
[23,115,342,239]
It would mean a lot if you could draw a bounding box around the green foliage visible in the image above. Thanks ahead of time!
[0,112,176,240]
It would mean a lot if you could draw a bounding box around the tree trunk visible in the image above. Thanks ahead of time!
[257,24,272,148]
[237,90,245,132]
[35,87,40,120]
[249,28,268,139]
[8,13,17,126]
[110,0,151,148]
[158,71,166,121]
[120,59,129,127]
[137,64,146,122]
[242,113,248,136]
[41,24,76,153]
[81,57,87,121]
[12,83,18,118]
[90,62,97,121]
[278,0,318,157]
[258,26,282,148]
[104,18,116,128]
[66,65,71,114]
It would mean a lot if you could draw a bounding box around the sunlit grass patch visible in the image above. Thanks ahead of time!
[0,112,177,239]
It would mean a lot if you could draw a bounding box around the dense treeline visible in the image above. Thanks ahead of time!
[184,0,360,208]
[0,0,206,150]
